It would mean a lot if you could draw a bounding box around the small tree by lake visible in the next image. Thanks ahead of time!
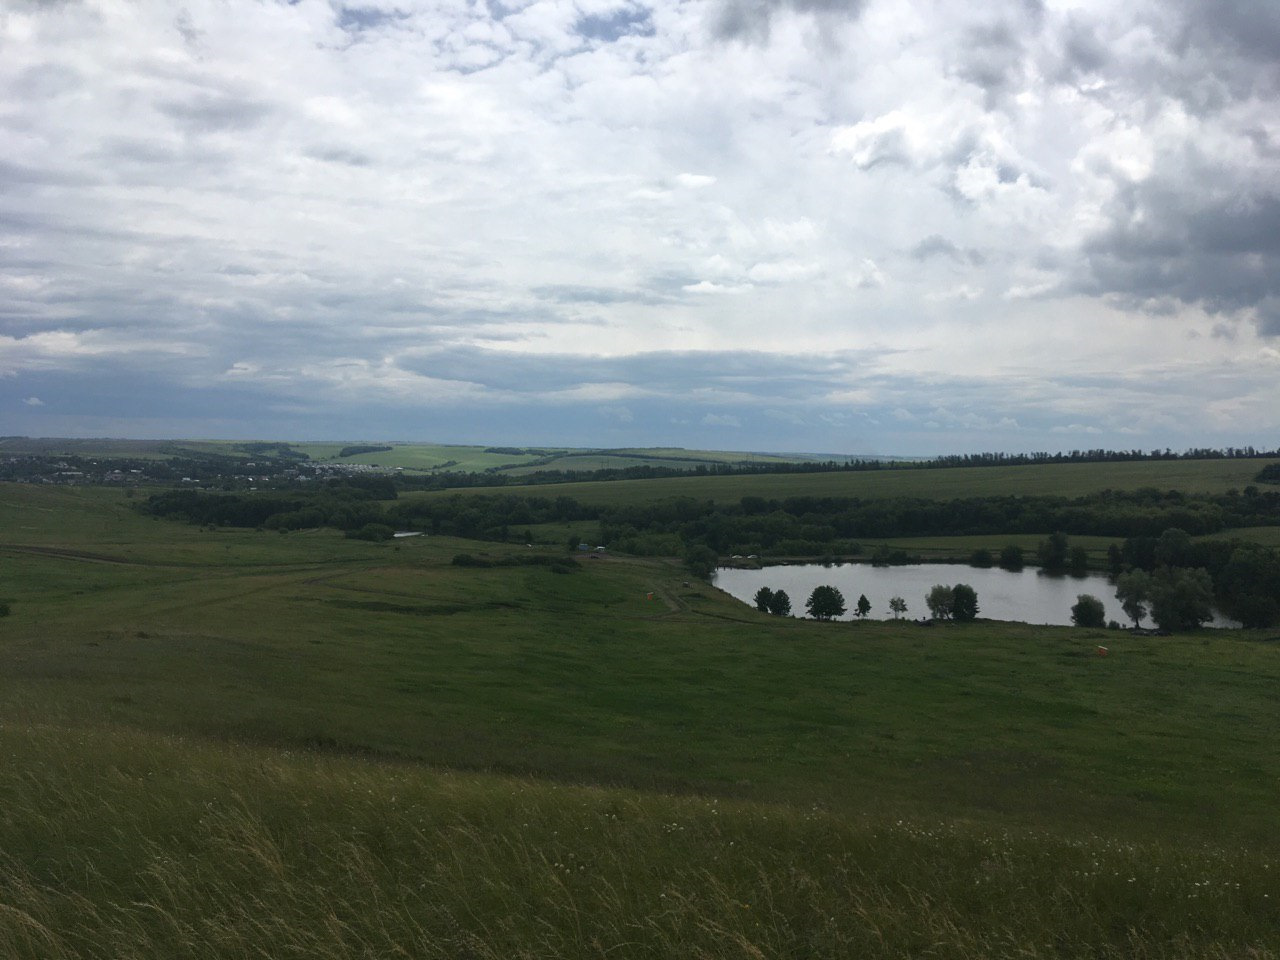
[1069,546,1089,576]
[1071,594,1106,628]
[926,584,955,620]
[768,589,792,617]
[1149,567,1214,631]
[754,586,775,613]
[889,596,907,619]
[806,585,846,621]
[1115,569,1151,628]
[1037,531,1070,571]
[999,545,1024,570]
[951,584,979,622]
[856,593,871,618]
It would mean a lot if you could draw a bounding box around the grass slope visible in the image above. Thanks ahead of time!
[2,481,1279,957]
[3,722,1276,960]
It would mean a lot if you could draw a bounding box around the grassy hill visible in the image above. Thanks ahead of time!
[2,480,1279,957]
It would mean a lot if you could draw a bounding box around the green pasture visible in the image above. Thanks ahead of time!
[1213,526,1280,547]
[2,483,1277,838]
[301,443,557,472]
[409,457,1275,506]
[502,454,725,474]
[606,447,820,464]
[3,480,1279,957]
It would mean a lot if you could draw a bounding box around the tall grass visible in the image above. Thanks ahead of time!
[1,723,1276,959]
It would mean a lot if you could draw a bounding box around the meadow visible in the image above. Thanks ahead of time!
[408,456,1270,505]
[2,479,1279,957]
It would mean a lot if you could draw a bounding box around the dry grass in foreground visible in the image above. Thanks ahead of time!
[1,722,1276,960]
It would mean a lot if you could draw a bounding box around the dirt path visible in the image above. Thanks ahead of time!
[0,543,143,565]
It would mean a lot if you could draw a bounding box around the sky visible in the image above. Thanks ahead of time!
[1,0,1278,456]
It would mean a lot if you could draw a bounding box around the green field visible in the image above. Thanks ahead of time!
[2,480,1279,957]
[291,443,819,473]
[410,457,1274,505]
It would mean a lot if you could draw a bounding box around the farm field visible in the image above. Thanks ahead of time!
[1212,526,1280,548]
[288,443,821,473]
[2,479,1279,957]
[409,457,1275,505]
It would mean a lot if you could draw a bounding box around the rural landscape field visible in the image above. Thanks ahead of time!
[3,445,1279,958]
[9,0,1280,955]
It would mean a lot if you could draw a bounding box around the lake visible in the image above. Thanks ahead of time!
[713,562,1242,628]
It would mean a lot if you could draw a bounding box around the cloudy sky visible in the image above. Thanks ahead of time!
[2,0,1278,455]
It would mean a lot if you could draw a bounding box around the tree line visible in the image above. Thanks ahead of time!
[752,583,979,623]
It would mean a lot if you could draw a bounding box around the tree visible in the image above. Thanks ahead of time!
[753,586,774,613]
[1154,528,1193,569]
[1106,543,1124,578]
[1216,544,1280,628]
[768,589,792,617]
[1148,566,1214,631]
[856,593,871,618]
[1068,546,1089,576]
[805,585,846,621]
[951,584,979,622]
[1037,531,1069,571]
[684,544,718,580]
[1114,569,1151,628]
[888,596,907,619]
[1071,594,1106,628]
[925,584,954,620]
[999,545,1024,571]
[969,548,994,568]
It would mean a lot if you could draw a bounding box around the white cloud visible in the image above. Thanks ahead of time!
[0,0,1275,451]
[22,396,44,406]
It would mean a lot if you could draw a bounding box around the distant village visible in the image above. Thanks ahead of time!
[0,453,393,489]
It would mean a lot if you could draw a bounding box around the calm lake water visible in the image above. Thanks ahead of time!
[714,562,1242,628]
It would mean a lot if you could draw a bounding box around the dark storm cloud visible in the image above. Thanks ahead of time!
[1178,0,1280,69]
[711,0,866,41]
[1076,172,1280,333]
[1118,0,1280,118]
